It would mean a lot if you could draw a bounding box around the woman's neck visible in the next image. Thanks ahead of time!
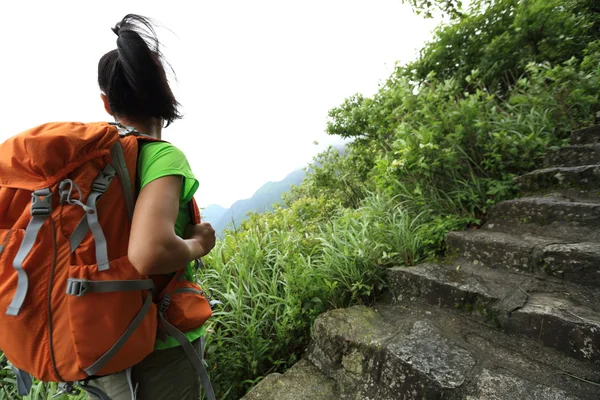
[117,117,163,139]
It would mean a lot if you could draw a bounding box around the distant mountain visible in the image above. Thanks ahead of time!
[212,169,305,235]
[201,204,228,225]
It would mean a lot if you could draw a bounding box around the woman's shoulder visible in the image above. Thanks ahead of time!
[136,140,198,203]
[138,140,192,170]
[138,140,186,159]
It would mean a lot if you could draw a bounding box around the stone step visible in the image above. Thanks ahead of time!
[571,126,600,145]
[241,359,341,400]
[447,230,600,287]
[386,262,600,364]
[516,165,600,193]
[484,196,600,241]
[545,144,600,168]
[547,188,600,204]
[307,304,598,399]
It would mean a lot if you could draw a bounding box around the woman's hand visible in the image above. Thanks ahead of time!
[184,222,216,257]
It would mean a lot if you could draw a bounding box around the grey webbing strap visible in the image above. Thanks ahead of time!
[110,141,135,222]
[70,215,89,253]
[84,290,153,377]
[6,189,52,316]
[66,278,154,296]
[86,165,116,271]
[126,367,137,400]
[158,313,216,400]
[10,365,33,396]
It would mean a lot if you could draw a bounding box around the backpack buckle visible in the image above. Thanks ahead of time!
[31,189,52,216]
[110,121,139,137]
[91,165,116,194]
[92,175,113,193]
[66,279,89,297]
[55,382,81,397]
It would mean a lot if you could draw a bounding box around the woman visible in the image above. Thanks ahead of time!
[85,14,215,400]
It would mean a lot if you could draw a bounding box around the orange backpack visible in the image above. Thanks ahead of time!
[0,122,214,397]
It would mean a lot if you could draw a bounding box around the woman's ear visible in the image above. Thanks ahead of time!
[100,93,112,115]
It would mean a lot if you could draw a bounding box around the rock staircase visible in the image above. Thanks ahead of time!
[242,126,600,400]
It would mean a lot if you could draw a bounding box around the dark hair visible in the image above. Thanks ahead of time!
[98,14,181,127]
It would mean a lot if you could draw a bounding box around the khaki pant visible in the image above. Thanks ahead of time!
[84,340,202,400]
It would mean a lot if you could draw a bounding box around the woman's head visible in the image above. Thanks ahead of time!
[98,14,181,127]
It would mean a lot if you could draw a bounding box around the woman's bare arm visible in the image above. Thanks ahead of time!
[128,175,213,275]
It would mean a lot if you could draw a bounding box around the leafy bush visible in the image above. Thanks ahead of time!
[407,0,600,92]
[332,53,599,214]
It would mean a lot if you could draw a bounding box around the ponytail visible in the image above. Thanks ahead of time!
[98,14,181,126]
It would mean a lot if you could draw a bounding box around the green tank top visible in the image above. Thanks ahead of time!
[137,141,206,350]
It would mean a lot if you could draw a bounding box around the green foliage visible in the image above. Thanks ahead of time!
[197,193,426,399]
[324,44,600,223]
[285,147,367,210]
[408,0,600,91]
[1,352,85,400]
[402,0,468,19]
[316,195,425,307]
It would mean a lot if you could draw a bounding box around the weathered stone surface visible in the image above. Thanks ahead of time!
[387,263,600,363]
[516,165,600,192]
[541,189,600,205]
[446,230,554,273]
[306,305,598,399]
[484,196,600,241]
[466,369,580,400]
[307,306,398,400]
[571,125,600,145]
[241,359,340,400]
[308,306,478,399]
[386,321,476,388]
[447,230,600,287]
[504,293,600,363]
[542,242,600,286]
[545,144,600,168]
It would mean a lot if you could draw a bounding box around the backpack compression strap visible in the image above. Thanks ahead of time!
[6,188,52,316]
[69,140,135,254]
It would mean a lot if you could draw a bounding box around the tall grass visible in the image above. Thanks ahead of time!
[197,193,425,399]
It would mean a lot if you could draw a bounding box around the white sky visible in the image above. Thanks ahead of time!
[0,1,440,208]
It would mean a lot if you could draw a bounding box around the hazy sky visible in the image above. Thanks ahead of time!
[0,1,440,208]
